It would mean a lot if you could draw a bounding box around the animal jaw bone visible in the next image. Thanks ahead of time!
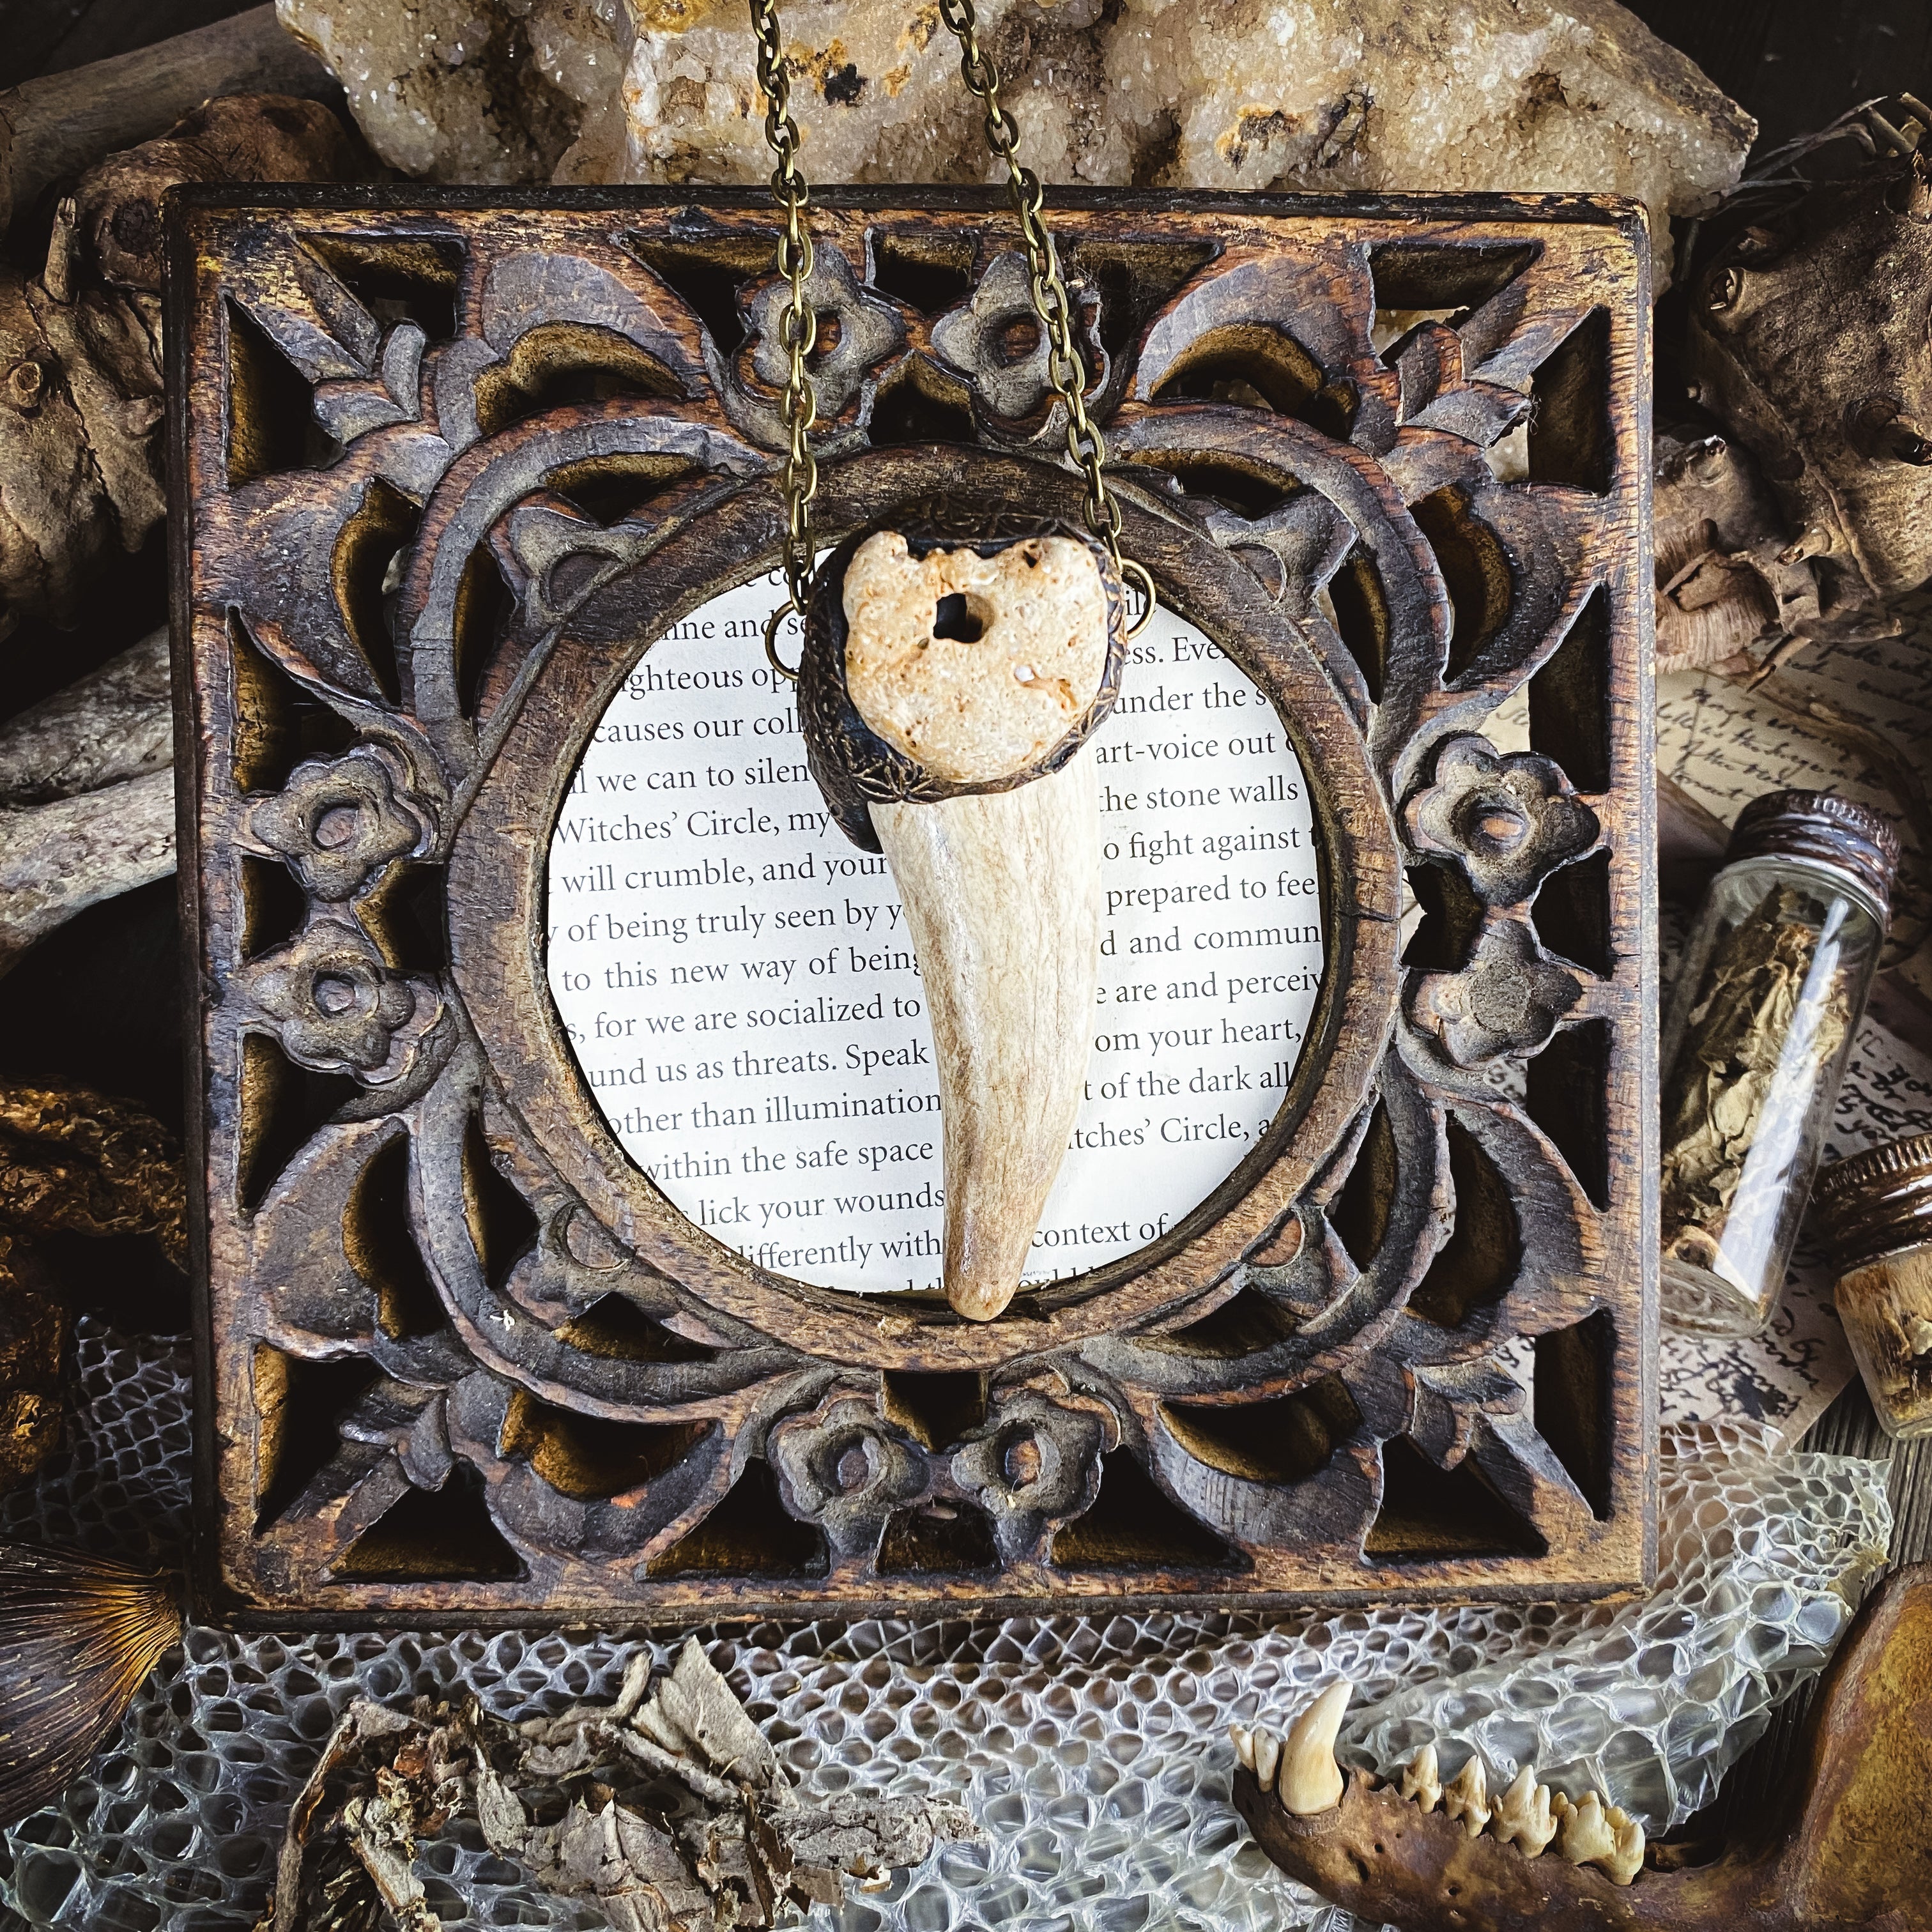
[801,514,1126,1322]
[1230,1563,1932,1932]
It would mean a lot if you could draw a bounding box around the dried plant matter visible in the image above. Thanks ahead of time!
[1659,885,1853,1279]
[262,1637,978,1932]
[0,1542,181,1825]
[286,0,1747,282]
[0,1242,61,1496]
[0,98,360,643]
[1231,1561,1932,1932]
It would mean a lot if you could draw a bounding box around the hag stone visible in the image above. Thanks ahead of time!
[280,0,1752,284]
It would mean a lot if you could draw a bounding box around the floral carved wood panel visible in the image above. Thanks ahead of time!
[171,187,1656,1621]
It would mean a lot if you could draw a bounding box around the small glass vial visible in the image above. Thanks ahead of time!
[1659,790,1898,1338]
[1813,1137,1932,1440]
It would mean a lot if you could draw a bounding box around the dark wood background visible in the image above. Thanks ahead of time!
[0,0,1924,1834]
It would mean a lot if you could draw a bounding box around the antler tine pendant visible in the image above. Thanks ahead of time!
[749,0,1144,1322]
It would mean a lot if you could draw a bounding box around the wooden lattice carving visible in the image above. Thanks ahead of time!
[171,187,1657,1622]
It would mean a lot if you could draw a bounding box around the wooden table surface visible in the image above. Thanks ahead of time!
[0,0,1926,1846]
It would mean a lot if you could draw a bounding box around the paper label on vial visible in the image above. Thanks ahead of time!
[546,569,1324,1295]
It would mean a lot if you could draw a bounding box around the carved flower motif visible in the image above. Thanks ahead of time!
[740,246,905,422]
[250,744,426,901]
[950,1386,1116,1561]
[930,250,1106,422]
[233,918,441,1082]
[1404,735,1598,907]
[1407,917,1583,1069]
[767,1393,929,1560]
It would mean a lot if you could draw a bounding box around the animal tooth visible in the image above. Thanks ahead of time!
[1230,1724,1255,1773]
[820,526,1122,1323]
[1556,1790,1618,1869]
[1398,1743,1441,1811]
[1443,1756,1490,1837]
[1254,1728,1282,1793]
[1491,1767,1557,1855]
[1602,1804,1646,1885]
[1276,1682,1350,1816]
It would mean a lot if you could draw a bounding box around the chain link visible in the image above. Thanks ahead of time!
[749,0,818,674]
[749,0,1153,677]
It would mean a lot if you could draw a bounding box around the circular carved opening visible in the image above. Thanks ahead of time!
[545,564,1325,1300]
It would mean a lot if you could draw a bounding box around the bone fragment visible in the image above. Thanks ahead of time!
[1490,1767,1556,1855]
[1399,1744,1441,1811]
[1443,1756,1491,1837]
[1554,1790,1618,1869]
[0,7,338,233]
[1252,1728,1281,1794]
[1276,1682,1349,1817]
[1230,1724,1256,1774]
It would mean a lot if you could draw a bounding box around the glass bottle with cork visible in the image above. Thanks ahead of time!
[1813,1137,1932,1440]
[1659,789,1899,1338]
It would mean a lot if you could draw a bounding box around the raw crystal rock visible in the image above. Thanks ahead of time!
[274,0,634,183]
[283,0,1751,282]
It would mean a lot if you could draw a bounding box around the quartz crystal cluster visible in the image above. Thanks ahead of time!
[0,1324,1891,1932]
[277,0,1753,281]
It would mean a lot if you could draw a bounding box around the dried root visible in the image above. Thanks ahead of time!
[261,1637,978,1932]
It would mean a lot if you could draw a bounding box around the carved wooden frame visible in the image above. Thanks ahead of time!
[170,187,1656,1623]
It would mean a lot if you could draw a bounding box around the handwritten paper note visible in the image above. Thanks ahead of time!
[546,569,1324,1296]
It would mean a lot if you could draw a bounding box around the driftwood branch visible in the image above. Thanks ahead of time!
[0,6,338,233]
[0,625,171,807]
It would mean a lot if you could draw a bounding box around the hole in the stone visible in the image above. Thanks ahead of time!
[229,610,355,795]
[303,234,463,342]
[332,1462,526,1581]
[500,1390,710,1501]
[878,1499,999,1574]
[238,855,307,961]
[237,1033,360,1215]
[1363,1435,1547,1560]
[1365,241,1537,328]
[931,592,987,643]
[647,1459,828,1577]
[1149,322,1354,436]
[994,314,1041,365]
[1330,1099,1396,1271]
[1409,1116,1521,1328]
[1535,1308,1614,1519]
[880,1369,986,1450]
[473,321,684,437]
[1528,585,1611,793]
[805,312,844,369]
[868,229,976,314]
[1528,308,1613,494]
[1066,238,1218,367]
[343,1131,445,1340]
[555,1292,716,1364]
[1050,1450,1237,1570]
[1535,850,1613,976]
[1412,486,1512,685]
[462,1114,539,1292]
[625,232,775,356]
[1403,864,1486,972]
[868,363,976,446]
[332,477,418,704]
[452,542,511,720]
[546,453,697,527]
[252,1345,382,1533]
[225,298,328,486]
[1524,1017,1611,1211]
[1160,1376,1360,1483]
[1324,543,1390,705]
[1147,1286,1299,1357]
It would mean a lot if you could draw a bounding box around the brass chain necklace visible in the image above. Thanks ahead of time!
[751,0,1153,677]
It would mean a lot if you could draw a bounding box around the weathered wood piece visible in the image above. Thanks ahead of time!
[1232,1561,1932,1932]
[171,186,1656,1623]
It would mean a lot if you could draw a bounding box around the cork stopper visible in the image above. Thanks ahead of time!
[1725,790,1901,926]
[1813,1133,1932,1268]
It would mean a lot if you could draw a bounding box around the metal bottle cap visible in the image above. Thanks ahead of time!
[1724,790,1901,926]
[1813,1133,1932,1267]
